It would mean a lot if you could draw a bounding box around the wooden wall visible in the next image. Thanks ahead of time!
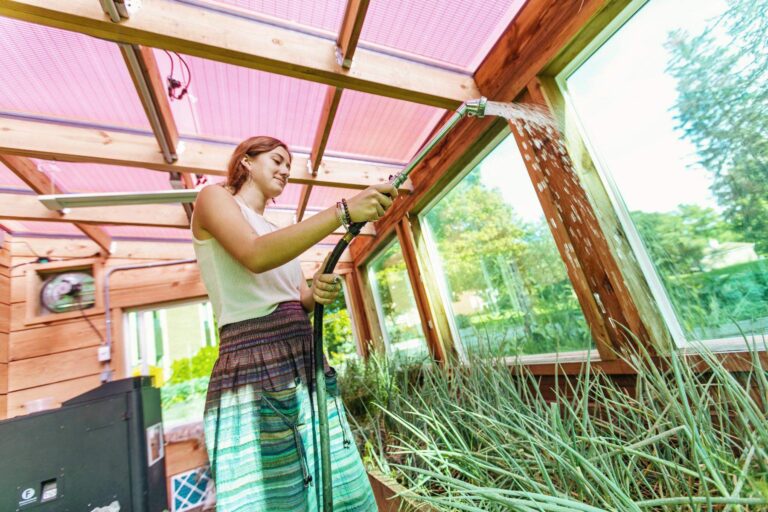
[1,234,211,501]
[0,233,10,419]
[3,237,202,417]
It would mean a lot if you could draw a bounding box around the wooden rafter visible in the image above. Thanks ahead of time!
[8,235,352,264]
[475,0,614,102]
[0,192,373,236]
[297,86,344,222]
[0,117,412,191]
[0,192,189,228]
[298,0,369,222]
[395,218,446,363]
[0,0,479,109]
[0,155,113,254]
[120,42,197,221]
[120,44,179,162]
[337,0,371,69]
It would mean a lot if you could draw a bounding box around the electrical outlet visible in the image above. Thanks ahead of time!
[97,345,111,362]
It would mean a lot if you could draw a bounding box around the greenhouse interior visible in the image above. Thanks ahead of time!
[0,0,766,511]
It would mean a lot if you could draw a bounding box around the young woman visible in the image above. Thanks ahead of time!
[191,136,396,511]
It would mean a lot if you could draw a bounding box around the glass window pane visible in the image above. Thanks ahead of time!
[423,135,594,356]
[564,0,767,343]
[124,301,219,430]
[368,240,429,359]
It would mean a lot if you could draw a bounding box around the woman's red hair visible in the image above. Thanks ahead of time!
[225,136,291,194]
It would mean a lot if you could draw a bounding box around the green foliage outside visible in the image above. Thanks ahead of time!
[316,287,359,367]
[160,345,219,425]
[369,242,427,359]
[425,168,593,356]
[620,0,768,341]
[634,205,768,339]
[666,0,768,254]
[167,345,219,385]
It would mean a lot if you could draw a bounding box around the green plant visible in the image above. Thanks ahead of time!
[167,345,219,385]
[345,336,768,510]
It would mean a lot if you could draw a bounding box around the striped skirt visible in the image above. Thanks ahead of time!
[203,301,377,511]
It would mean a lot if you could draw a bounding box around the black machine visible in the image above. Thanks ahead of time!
[0,377,168,512]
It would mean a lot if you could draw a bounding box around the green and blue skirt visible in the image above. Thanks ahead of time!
[203,301,376,511]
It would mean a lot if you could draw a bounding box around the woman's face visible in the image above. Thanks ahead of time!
[248,146,291,198]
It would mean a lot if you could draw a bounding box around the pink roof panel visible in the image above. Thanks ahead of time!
[6,221,83,236]
[192,0,345,34]
[360,0,526,71]
[160,51,327,149]
[0,18,150,129]
[0,161,31,190]
[186,0,524,71]
[326,90,445,164]
[105,225,192,240]
[30,161,173,194]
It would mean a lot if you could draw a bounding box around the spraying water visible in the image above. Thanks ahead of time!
[483,100,557,129]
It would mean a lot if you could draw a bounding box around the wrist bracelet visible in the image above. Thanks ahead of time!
[341,198,352,226]
[336,202,349,229]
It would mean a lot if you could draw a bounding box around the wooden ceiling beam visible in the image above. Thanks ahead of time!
[0,192,372,236]
[7,236,352,264]
[0,154,114,254]
[299,0,369,222]
[0,192,190,228]
[298,86,344,222]
[337,0,371,69]
[474,0,614,102]
[0,117,412,191]
[0,0,479,109]
[120,44,180,163]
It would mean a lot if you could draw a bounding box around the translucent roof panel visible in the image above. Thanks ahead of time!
[326,90,445,164]
[360,0,526,71]
[105,226,192,240]
[0,161,31,190]
[30,161,173,194]
[160,51,327,149]
[310,186,352,210]
[0,18,150,129]
[194,0,345,34]
[7,221,83,237]
[187,0,525,72]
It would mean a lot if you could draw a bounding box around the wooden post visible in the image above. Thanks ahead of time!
[343,269,373,358]
[395,217,447,363]
[508,78,651,356]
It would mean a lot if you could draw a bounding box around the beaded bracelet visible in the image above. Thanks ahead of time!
[341,198,352,226]
[336,201,349,229]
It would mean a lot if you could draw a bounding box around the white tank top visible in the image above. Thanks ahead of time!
[192,195,303,327]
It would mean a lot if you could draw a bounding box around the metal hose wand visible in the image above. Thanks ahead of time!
[310,97,490,511]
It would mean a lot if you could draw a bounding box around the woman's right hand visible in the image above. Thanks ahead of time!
[345,183,398,223]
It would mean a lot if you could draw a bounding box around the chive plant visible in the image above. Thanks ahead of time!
[343,336,768,511]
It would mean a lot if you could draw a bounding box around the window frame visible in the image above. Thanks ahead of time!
[366,236,429,357]
[417,127,510,362]
[122,297,218,382]
[417,127,599,362]
[553,0,761,351]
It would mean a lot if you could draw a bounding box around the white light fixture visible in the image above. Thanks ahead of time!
[38,189,200,210]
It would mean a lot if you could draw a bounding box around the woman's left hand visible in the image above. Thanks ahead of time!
[312,272,341,305]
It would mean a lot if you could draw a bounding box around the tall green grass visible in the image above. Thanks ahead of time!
[343,339,768,511]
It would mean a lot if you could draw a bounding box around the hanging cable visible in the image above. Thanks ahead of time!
[163,50,192,101]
